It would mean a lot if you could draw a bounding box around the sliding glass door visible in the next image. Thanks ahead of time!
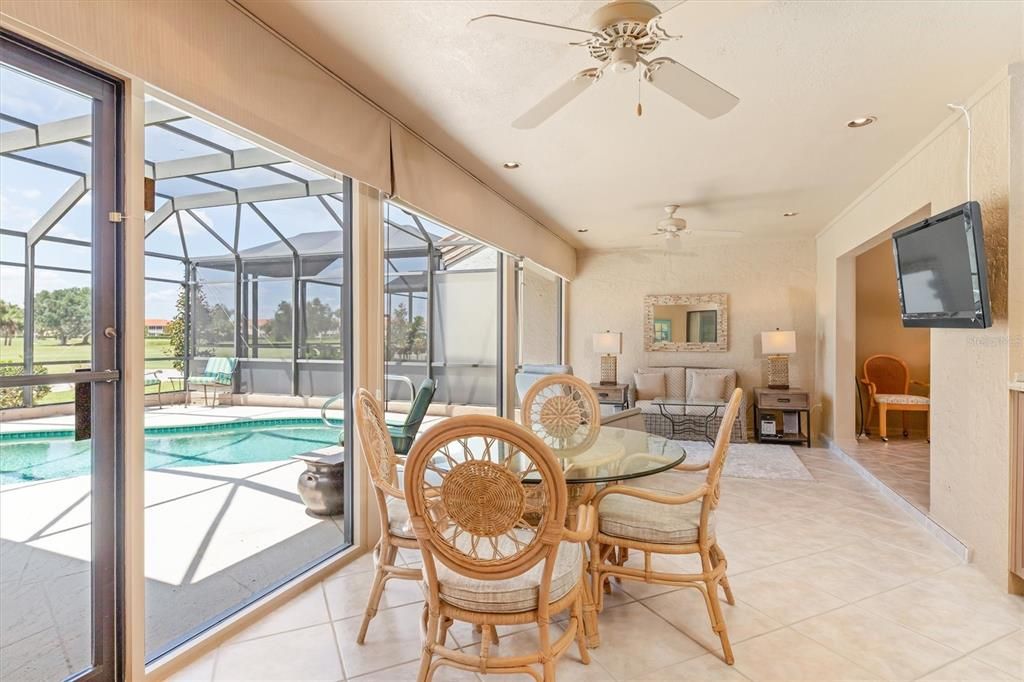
[0,32,123,681]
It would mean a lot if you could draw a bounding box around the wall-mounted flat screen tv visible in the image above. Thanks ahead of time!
[891,201,991,329]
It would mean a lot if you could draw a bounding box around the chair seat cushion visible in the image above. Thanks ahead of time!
[434,539,582,614]
[599,493,712,544]
[875,394,929,405]
[144,377,161,387]
[385,497,416,539]
[188,375,232,386]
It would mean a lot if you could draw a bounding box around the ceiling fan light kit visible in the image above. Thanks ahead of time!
[650,204,743,243]
[469,0,758,128]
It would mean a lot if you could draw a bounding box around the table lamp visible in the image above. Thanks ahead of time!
[592,331,622,386]
[761,329,796,389]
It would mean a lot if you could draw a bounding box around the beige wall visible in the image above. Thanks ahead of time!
[855,238,931,432]
[567,239,817,404]
[816,69,1020,589]
[518,261,561,366]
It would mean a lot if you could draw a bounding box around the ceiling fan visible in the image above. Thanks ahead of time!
[651,205,742,243]
[468,0,763,128]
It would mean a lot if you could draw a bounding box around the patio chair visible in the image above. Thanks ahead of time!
[185,357,238,408]
[388,378,436,455]
[589,388,743,665]
[404,414,594,681]
[353,388,422,644]
[144,370,163,408]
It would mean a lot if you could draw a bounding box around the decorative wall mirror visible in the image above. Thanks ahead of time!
[644,293,728,352]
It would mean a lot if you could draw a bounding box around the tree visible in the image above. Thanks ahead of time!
[304,298,338,340]
[35,287,90,345]
[385,303,427,361]
[267,301,292,344]
[0,300,23,346]
[165,286,189,371]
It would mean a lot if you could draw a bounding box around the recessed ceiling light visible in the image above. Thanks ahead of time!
[847,116,877,128]
[783,211,799,217]
[503,161,521,169]
[577,228,589,233]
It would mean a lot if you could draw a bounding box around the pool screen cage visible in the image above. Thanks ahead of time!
[2,93,502,407]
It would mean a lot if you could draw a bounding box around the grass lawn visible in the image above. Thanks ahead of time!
[1,336,180,406]
[0,336,176,366]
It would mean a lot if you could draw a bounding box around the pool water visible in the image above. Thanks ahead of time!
[0,419,343,485]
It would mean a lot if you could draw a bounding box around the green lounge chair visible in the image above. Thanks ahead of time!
[326,378,436,454]
[185,357,238,408]
[387,378,436,455]
[144,371,163,407]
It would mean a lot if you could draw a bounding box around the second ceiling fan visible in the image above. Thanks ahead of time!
[469,0,763,129]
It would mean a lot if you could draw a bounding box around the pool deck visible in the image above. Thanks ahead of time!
[0,405,443,680]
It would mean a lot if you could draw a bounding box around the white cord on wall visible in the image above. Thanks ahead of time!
[946,102,972,201]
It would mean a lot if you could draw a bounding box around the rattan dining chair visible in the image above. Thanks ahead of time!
[404,414,595,681]
[521,374,601,456]
[353,388,422,644]
[589,388,744,665]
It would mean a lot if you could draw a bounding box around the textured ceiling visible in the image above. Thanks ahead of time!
[239,0,1023,250]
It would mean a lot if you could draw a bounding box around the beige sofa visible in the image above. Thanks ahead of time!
[630,366,747,442]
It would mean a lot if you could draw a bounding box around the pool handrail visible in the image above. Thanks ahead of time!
[319,375,417,428]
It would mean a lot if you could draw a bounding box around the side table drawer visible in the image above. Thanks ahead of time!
[591,385,627,403]
[594,388,624,401]
[759,392,808,409]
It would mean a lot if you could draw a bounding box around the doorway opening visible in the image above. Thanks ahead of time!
[852,237,932,512]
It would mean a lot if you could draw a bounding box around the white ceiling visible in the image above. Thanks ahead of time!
[240,0,1023,250]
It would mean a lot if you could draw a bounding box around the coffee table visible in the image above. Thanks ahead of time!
[651,398,727,444]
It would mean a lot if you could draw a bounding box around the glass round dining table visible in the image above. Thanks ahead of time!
[525,424,687,485]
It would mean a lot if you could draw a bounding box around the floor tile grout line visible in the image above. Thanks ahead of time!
[322,581,350,682]
[207,645,221,682]
[780,601,967,679]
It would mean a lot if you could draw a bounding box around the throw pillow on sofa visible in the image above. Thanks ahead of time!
[689,372,727,402]
[634,372,666,401]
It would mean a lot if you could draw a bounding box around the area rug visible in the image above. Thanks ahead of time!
[675,440,814,481]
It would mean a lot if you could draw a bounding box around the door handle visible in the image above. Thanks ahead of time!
[75,368,92,441]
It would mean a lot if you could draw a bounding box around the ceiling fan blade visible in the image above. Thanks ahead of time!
[512,69,601,129]
[649,1,769,40]
[468,15,596,44]
[686,228,743,238]
[645,58,739,119]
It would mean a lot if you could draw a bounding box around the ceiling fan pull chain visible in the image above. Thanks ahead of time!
[636,71,643,117]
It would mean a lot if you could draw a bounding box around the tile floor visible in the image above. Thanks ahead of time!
[161,446,1023,682]
[833,435,930,512]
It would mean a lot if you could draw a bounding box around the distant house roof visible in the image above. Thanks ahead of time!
[145,318,170,326]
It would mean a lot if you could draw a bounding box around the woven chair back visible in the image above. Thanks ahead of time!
[704,388,744,510]
[863,354,910,395]
[521,374,601,455]
[355,387,403,499]
[404,415,568,580]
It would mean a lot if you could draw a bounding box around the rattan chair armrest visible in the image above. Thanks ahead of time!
[674,461,710,472]
[562,504,596,543]
[592,482,708,509]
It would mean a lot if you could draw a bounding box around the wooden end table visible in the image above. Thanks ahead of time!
[753,387,811,448]
[590,383,629,412]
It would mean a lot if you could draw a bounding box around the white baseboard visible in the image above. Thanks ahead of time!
[823,435,971,562]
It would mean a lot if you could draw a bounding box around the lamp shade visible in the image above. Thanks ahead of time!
[761,330,796,355]
[592,331,622,354]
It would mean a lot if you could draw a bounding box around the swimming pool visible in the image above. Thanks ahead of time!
[0,418,343,485]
